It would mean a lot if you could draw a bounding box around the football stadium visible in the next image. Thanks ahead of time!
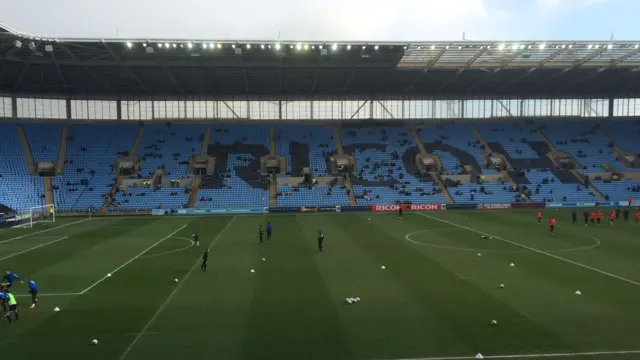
[3,18,640,360]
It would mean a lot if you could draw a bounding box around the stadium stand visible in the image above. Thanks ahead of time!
[197,125,270,208]
[23,123,62,164]
[343,126,446,205]
[55,124,138,212]
[275,125,351,207]
[0,124,45,211]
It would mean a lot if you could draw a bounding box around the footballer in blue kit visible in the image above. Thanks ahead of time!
[28,279,38,309]
[2,270,22,291]
[0,292,8,313]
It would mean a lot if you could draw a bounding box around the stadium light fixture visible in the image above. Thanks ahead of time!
[607,44,613,49]
[261,44,265,49]
[319,45,323,49]
[635,44,639,49]
[497,44,505,51]
[126,42,133,48]
[296,43,302,50]
[347,45,351,50]
[217,43,222,49]
[458,46,462,50]
[332,44,337,51]
[187,42,193,49]
[539,44,545,49]
[203,43,208,49]
[172,44,177,48]
[595,44,600,49]
[403,46,407,50]
[445,45,450,49]
[268,45,272,49]
[165,43,170,49]
[246,44,251,49]
[275,43,281,50]
[362,45,366,49]
[232,44,236,48]
[209,43,214,49]
[588,44,593,49]
[374,45,379,50]
[142,43,147,47]
[304,44,309,50]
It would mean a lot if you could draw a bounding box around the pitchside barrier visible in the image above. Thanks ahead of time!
[148,200,636,216]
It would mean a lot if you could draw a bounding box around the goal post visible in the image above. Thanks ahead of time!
[30,204,56,226]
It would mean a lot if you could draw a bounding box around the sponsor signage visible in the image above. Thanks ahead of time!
[371,204,444,212]
[446,203,477,210]
[477,204,511,210]
[160,208,266,215]
[511,202,546,209]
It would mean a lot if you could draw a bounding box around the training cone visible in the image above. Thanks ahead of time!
[575,290,582,295]
[491,320,497,325]
[500,284,505,288]
[476,354,484,359]
[53,307,60,312]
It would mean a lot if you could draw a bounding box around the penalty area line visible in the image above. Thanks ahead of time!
[416,213,640,288]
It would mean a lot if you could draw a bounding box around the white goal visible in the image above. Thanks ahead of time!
[14,204,56,228]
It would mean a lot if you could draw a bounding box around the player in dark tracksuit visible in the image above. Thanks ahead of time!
[572,211,577,225]
[624,208,630,223]
[201,249,209,272]
[398,206,403,219]
[583,211,589,226]
[259,225,264,244]
[266,222,272,240]
[317,231,324,252]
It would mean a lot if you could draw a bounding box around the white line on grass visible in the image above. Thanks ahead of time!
[390,349,640,359]
[0,218,90,244]
[79,224,188,294]
[416,213,640,288]
[118,215,237,360]
[15,292,81,297]
[0,236,69,261]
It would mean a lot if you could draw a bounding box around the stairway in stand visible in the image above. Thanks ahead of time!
[334,126,357,205]
[410,125,454,204]
[188,127,210,208]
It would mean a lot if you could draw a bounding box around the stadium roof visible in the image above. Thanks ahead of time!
[2,24,640,97]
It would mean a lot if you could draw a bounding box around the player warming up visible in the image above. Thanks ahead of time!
[0,292,7,313]
[259,225,264,244]
[317,230,324,252]
[537,211,543,224]
[27,278,38,309]
[5,291,18,324]
[609,210,616,227]
[571,211,577,225]
[266,222,272,240]
[398,206,403,219]
[192,232,200,248]
[2,270,23,291]
[201,249,209,272]
[548,217,556,234]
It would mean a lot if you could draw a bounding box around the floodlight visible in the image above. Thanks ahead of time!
[217,44,222,49]
[158,43,163,48]
[126,42,133,48]
[403,46,407,50]
[374,45,379,50]
[232,44,236,48]
[431,45,435,50]
[588,44,593,49]
[539,44,545,49]
[296,43,302,50]
[246,44,251,49]
[304,44,309,50]
[458,46,462,50]
[142,43,147,47]
[635,44,639,49]
[187,42,193,49]
[210,43,214,48]
[203,43,208,49]
[180,44,184,48]
[165,43,170,48]
[319,45,323,49]
[172,44,177,48]
[261,44,265,49]
[347,45,351,50]
[595,45,600,49]
[332,44,337,50]
[13,40,22,48]
[445,45,450,49]
[362,45,366,49]
[607,44,613,49]
[498,44,505,50]
[275,43,281,50]
[568,45,572,48]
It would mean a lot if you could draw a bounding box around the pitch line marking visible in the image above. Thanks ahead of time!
[79,224,188,295]
[0,236,69,261]
[0,218,89,244]
[405,229,600,253]
[118,215,238,360]
[416,213,640,288]
[15,292,81,297]
[139,237,195,259]
[388,349,640,359]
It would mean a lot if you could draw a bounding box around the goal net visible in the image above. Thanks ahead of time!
[12,204,56,228]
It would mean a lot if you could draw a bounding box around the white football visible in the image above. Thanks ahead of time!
[355,297,361,302]
[106,273,112,277]
[491,320,497,325]
[381,265,386,270]
[174,279,179,283]
[368,217,371,221]
[91,339,98,345]
[345,298,353,304]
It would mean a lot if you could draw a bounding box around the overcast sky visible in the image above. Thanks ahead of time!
[1,0,637,41]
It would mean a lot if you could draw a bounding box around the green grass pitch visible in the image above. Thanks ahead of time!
[1,210,640,360]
